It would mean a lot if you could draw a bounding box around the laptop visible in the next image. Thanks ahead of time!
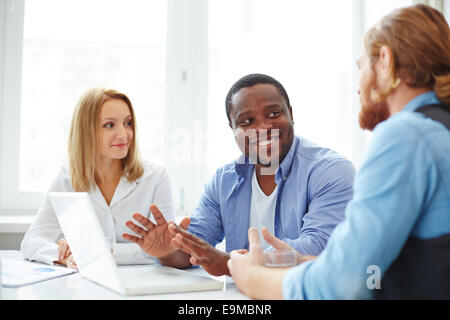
[48,192,224,296]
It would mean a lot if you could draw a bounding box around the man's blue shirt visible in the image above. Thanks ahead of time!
[282,92,450,299]
[187,135,356,255]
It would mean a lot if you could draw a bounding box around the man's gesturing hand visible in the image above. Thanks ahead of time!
[168,219,230,276]
[122,204,176,258]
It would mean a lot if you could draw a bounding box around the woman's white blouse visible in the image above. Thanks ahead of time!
[20,161,174,266]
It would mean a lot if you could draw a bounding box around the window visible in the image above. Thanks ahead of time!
[207,0,353,176]
[0,0,447,216]
[19,0,168,193]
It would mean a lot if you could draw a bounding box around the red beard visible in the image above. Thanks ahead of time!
[358,100,390,131]
[358,63,392,131]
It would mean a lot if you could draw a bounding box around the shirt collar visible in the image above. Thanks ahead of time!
[134,164,154,182]
[91,164,153,207]
[108,165,154,206]
[402,91,441,112]
[233,154,252,180]
[275,136,298,183]
[108,176,136,207]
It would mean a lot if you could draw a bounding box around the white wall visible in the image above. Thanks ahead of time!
[444,0,450,17]
[0,234,23,250]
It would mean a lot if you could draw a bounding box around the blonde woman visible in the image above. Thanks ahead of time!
[21,88,174,268]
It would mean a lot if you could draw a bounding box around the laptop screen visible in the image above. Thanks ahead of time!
[49,192,114,269]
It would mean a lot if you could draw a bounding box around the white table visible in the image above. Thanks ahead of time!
[0,250,248,300]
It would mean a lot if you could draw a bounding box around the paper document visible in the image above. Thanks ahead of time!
[1,258,76,287]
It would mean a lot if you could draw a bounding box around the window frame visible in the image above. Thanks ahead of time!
[0,0,40,214]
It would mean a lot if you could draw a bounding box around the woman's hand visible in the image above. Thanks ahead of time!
[64,254,78,269]
[54,238,77,269]
[57,238,72,262]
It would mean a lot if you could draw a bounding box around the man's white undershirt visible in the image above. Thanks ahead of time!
[249,168,277,251]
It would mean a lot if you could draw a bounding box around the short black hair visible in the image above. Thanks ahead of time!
[225,73,291,123]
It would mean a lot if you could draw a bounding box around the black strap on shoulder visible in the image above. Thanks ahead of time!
[373,234,450,300]
[415,104,450,130]
[372,103,450,300]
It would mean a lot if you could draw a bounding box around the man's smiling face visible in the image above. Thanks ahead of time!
[229,83,294,168]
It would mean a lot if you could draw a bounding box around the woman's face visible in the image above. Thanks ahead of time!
[97,99,134,161]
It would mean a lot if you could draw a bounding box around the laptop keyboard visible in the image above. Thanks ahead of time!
[117,265,211,288]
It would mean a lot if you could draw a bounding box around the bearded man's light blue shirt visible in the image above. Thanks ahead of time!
[187,135,356,255]
[282,92,450,299]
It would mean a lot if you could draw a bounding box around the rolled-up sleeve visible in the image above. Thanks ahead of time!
[284,159,355,255]
[188,170,225,247]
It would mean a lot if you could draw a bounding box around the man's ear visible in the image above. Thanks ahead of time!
[289,106,294,122]
[378,45,394,79]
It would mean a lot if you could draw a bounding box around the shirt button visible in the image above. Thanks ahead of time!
[283,176,287,181]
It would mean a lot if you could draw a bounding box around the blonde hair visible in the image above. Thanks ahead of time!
[68,87,144,192]
[364,4,450,105]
